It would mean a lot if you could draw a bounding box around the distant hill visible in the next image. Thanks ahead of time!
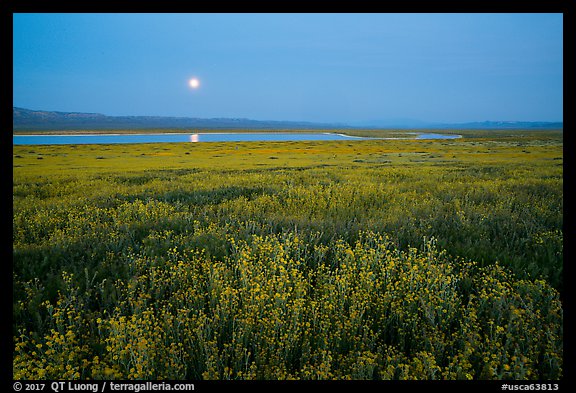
[12,107,562,131]
[432,120,563,130]
[12,107,347,131]
[350,119,563,129]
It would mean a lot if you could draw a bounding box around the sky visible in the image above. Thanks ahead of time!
[13,13,563,124]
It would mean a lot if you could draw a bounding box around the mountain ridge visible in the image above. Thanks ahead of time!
[13,107,347,131]
[13,107,563,131]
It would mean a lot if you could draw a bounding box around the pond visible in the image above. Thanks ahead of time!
[12,132,461,145]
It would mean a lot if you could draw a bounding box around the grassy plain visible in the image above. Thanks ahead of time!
[13,130,563,380]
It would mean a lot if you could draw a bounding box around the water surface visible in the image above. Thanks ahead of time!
[13,132,460,145]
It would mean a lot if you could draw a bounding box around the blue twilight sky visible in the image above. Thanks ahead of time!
[13,13,563,124]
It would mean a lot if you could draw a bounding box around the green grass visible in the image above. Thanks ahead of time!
[13,130,563,380]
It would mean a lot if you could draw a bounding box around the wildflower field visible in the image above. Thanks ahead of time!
[13,130,563,380]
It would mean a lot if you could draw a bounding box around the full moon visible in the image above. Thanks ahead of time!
[189,78,200,89]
